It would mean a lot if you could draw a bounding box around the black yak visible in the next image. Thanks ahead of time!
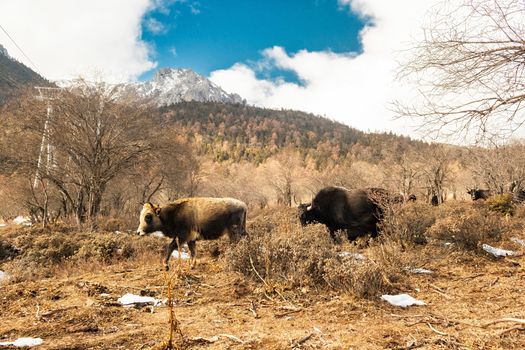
[467,188,492,201]
[298,186,384,242]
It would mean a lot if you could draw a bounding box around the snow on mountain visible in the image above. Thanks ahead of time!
[116,68,244,106]
[57,68,244,106]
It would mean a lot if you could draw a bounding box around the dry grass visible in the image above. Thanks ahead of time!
[1,202,525,349]
[0,225,164,282]
[227,207,426,298]
[427,202,505,252]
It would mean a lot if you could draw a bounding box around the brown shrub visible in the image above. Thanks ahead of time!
[486,194,515,216]
[514,205,525,219]
[75,236,132,262]
[226,209,407,298]
[379,202,436,245]
[0,227,164,281]
[97,213,139,232]
[427,203,504,251]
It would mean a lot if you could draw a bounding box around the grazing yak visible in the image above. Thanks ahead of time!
[298,186,385,242]
[467,188,492,201]
[137,198,247,270]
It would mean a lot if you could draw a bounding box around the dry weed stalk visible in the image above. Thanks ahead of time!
[482,318,525,335]
[161,238,185,350]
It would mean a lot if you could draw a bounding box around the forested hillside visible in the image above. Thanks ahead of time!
[0,45,49,104]
[158,102,430,165]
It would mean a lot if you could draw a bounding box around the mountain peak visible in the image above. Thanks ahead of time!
[152,67,202,84]
[118,67,244,106]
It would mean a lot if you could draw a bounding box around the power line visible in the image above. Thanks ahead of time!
[0,23,42,75]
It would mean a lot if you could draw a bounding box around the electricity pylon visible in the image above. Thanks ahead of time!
[33,86,62,188]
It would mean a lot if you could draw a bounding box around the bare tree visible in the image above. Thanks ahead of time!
[263,149,306,207]
[5,82,157,229]
[468,141,525,193]
[420,145,452,204]
[396,0,525,140]
[384,152,424,197]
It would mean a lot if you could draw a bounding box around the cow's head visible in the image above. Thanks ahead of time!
[298,203,317,226]
[466,188,478,200]
[136,202,162,236]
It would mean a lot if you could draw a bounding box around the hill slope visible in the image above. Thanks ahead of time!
[156,101,428,164]
[0,45,49,104]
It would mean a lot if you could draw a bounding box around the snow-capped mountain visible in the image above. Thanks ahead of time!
[116,68,244,106]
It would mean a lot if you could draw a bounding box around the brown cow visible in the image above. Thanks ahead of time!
[137,198,247,270]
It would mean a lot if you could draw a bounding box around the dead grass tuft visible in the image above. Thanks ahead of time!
[427,202,504,251]
[226,209,408,298]
[486,193,515,216]
[0,227,164,281]
[379,202,436,246]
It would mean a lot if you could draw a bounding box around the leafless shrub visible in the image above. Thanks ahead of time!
[395,0,525,141]
[226,209,407,298]
[1,227,164,281]
[427,203,504,251]
[379,202,436,245]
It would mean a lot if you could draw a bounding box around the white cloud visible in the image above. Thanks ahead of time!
[145,17,167,34]
[0,0,158,83]
[210,0,440,137]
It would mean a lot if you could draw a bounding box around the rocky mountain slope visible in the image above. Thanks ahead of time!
[115,68,244,106]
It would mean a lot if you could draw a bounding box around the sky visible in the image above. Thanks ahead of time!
[0,0,441,137]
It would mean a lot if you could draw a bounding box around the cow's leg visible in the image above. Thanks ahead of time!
[187,240,197,269]
[370,226,379,239]
[330,229,342,244]
[346,229,361,242]
[164,238,179,271]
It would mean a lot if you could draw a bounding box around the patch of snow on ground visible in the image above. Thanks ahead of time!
[482,244,516,257]
[0,270,8,282]
[0,223,6,227]
[117,293,162,307]
[406,268,433,274]
[0,337,43,347]
[172,250,190,259]
[13,216,32,226]
[381,294,426,307]
[151,231,166,238]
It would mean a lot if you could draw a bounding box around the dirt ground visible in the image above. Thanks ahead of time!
[1,226,524,350]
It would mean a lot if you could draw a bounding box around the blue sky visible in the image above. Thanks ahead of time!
[0,0,436,136]
[140,0,366,81]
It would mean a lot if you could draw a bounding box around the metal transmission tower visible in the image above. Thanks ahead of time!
[33,86,62,188]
